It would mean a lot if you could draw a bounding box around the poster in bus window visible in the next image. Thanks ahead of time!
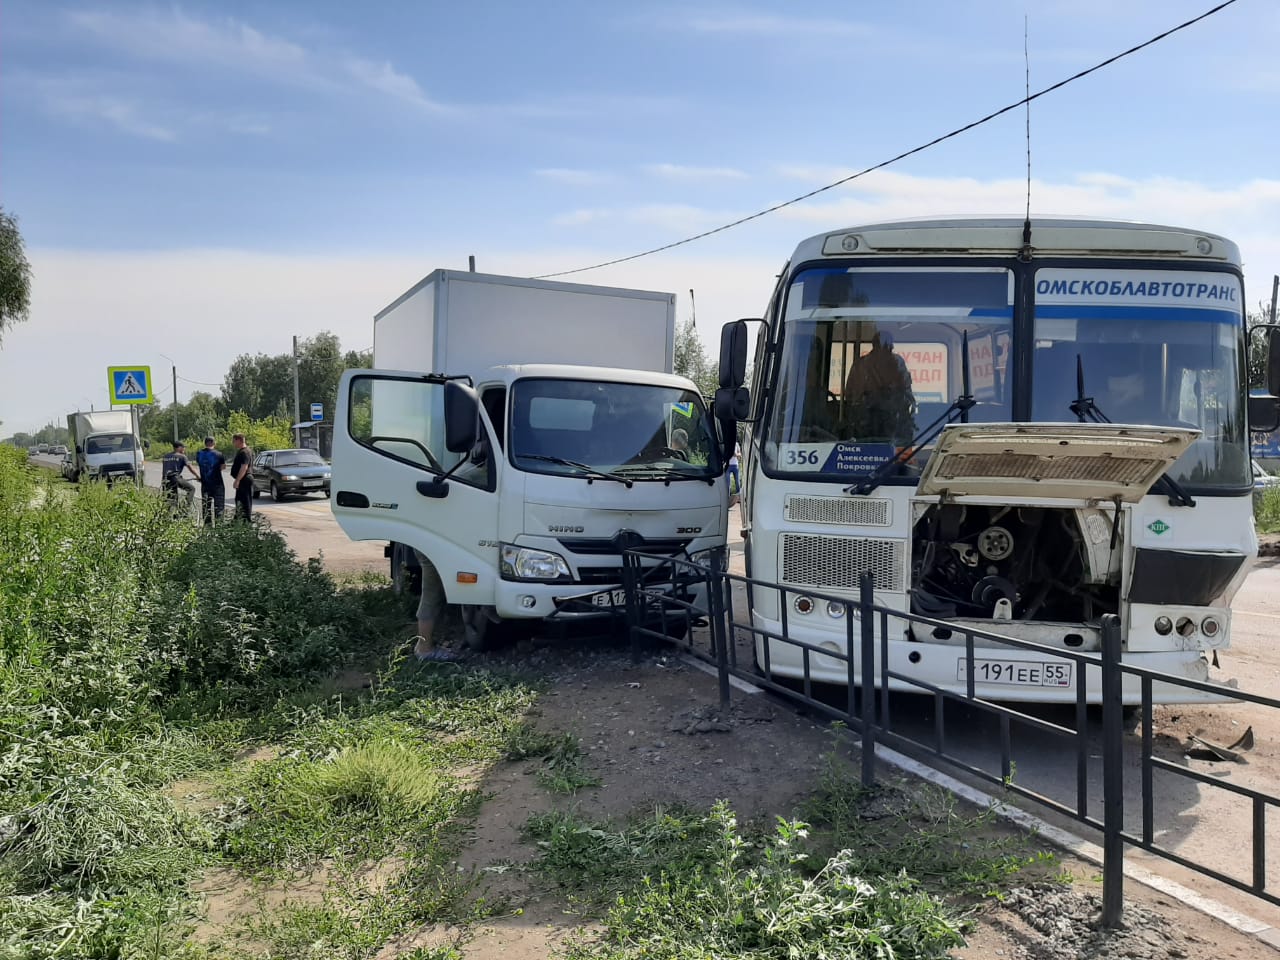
[967,334,996,400]
[896,343,947,403]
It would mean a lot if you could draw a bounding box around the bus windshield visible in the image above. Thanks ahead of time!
[764,267,1013,478]
[1031,267,1248,489]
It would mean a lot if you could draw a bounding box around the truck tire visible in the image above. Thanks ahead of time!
[390,543,422,597]
[461,605,532,651]
[461,605,497,650]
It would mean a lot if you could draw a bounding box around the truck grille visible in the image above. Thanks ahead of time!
[784,496,891,526]
[780,533,904,592]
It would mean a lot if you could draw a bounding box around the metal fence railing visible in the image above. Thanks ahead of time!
[621,547,1280,927]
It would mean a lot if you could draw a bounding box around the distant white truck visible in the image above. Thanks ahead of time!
[66,410,143,484]
[332,270,731,646]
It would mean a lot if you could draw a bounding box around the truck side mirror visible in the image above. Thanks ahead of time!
[1249,395,1280,434]
[719,320,751,389]
[714,386,751,421]
[713,386,750,464]
[444,380,479,454]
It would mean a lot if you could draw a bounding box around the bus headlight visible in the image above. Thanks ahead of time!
[500,544,571,581]
[1175,617,1196,638]
[826,601,846,619]
[1200,616,1221,639]
[793,595,814,615]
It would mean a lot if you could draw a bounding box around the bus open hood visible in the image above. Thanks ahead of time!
[916,423,1200,503]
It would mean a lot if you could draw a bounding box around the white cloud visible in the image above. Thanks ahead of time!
[645,163,748,181]
[343,58,449,112]
[10,169,1280,432]
[536,168,615,186]
[551,204,736,233]
[48,94,176,142]
[65,7,443,113]
[68,8,310,79]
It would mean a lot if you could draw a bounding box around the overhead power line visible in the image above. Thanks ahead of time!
[533,0,1239,280]
[176,374,223,387]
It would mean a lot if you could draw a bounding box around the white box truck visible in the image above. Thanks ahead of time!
[332,270,731,647]
[67,410,143,483]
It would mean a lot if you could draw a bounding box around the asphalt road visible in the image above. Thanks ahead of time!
[28,452,331,514]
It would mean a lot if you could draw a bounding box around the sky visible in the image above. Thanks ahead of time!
[3,0,1279,433]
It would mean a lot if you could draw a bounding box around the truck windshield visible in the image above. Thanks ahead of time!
[1031,267,1248,489]
[763,267,1013,479]
[85,434,135,455]
[510,378,721,480]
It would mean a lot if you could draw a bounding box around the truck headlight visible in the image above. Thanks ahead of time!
[500,544,571,581]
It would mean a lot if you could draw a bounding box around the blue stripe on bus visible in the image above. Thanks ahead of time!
[1034,305,1240,324]
[968,307,1014,318]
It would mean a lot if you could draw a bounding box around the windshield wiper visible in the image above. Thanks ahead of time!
[614,465,716,485]
[1069,354,1195,508]
[847,331,977,496]
[517,454,633,487]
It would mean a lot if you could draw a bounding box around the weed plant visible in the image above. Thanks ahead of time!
[1256,485,1280,533]
[0,447,433,958]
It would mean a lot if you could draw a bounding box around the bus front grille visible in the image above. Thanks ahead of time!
[780,533,904,592]
[784,495,892,526]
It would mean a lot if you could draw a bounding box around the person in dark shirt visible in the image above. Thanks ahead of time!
[161,441,199,509]
[195,436,226,524]
[230,433,254,521]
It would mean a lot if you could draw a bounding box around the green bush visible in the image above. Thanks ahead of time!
[0,445,403,957]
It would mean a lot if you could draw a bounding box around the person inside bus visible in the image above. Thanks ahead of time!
[842,331,915,444]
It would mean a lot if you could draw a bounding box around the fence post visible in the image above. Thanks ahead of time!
[707,547,731,709]
[1100,613,1124,928]
[859,571,876,788]
[622,550,641,664]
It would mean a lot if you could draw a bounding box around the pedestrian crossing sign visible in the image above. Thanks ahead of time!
[108,366,153,404]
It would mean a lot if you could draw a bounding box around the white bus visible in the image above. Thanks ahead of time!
[719,217,1275,703]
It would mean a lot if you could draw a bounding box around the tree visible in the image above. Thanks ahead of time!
[0,208,31,345]
[673,319,718,398]
[1249,301,1275,392]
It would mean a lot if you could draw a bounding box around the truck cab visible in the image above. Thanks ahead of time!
[332,363,729,641]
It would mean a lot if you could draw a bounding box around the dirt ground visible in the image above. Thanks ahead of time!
[262,507,1277,959]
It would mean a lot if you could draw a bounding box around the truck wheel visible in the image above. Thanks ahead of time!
[390,543,422,597]
[461,605,495,650]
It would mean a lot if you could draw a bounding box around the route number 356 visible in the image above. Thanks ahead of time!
[784,449,820,466]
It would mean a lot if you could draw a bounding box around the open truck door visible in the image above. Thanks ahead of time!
[331,370,501,608]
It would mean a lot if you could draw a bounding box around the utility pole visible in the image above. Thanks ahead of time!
[1271,274,1278,326]
[293,335,302,447]
[171,364,179,443]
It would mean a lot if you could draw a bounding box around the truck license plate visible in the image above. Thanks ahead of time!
[956,658,1073,687]
[592,589,628,607]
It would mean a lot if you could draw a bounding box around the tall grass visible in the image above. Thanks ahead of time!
[0,446,403,958]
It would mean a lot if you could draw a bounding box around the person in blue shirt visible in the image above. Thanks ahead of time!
[195,436,226,524]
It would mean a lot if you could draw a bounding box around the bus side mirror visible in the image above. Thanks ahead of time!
[1250,324,1280,397]
[444,380,479,454]
[1249,395,1280,434]
[719,320,751,389]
